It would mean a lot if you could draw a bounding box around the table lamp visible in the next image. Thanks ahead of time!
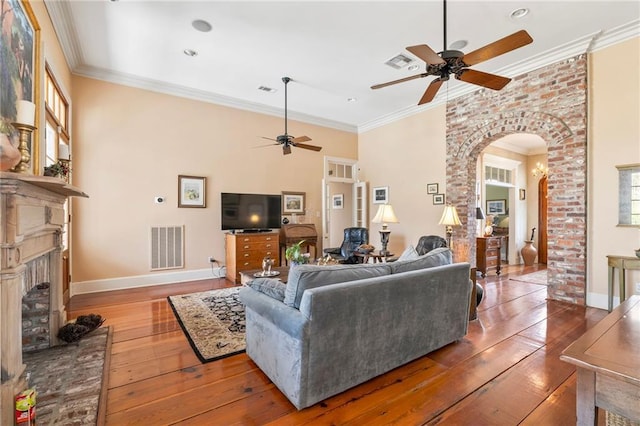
[372,204,399,255]
[439,204,461,248]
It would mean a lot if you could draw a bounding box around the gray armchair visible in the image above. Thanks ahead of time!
[323,227,369,264]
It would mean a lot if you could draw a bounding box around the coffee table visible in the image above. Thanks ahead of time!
[560,295,640,424]
[353,251,394,263]
[239,266,289,285]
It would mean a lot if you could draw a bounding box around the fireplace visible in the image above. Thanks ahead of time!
[0,172,87,425]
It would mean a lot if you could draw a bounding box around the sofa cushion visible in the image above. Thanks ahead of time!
[398,245,419,261]
[248,278,286,302]
[284,263,391,309]
[389,247,452,274]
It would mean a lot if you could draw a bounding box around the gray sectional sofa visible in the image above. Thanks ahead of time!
[238,247,472,410]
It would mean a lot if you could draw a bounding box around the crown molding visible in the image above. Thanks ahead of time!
[72,65,357,133]
[44,0,83,69]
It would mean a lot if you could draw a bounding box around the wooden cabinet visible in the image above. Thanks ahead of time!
[225,232,279,283]
[477,236,502,278]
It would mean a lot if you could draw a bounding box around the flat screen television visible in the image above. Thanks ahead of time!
[221,192,282,232]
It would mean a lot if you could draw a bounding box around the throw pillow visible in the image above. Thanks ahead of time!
[248,278,286,302]
[398,245,419,261]
[284,263,392,309]
[389,247,452,274]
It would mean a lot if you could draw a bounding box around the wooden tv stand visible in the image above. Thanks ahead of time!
[225,231,279,283]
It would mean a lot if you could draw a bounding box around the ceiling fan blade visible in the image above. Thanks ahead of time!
[294,143,322,152]
[462,30,533,66]
[253,142,280,149]
[261,136,278,142]
[457,69,511,90]
[371,73,429,90]
[283,145,292,155]
[291,135,311,143]
[406,44,445,65]
[418,79,444,105]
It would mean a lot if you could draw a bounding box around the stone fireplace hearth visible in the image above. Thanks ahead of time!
[0,172,87,425]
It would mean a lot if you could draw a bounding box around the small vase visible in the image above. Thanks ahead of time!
[0,133,21,171]
[521,240,538,266]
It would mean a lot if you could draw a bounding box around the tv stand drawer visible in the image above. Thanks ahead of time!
[225,232,280,283]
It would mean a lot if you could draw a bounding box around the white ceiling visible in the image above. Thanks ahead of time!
[46,1,639,136]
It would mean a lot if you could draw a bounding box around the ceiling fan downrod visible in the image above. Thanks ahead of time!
[282,76,290,138]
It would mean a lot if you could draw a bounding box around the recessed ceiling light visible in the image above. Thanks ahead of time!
[407,64,419,71]
[510,8,529,19]
[192,19,212,32]
[183,49,198,57]
[450,40,468,50]
[347,97,357,103]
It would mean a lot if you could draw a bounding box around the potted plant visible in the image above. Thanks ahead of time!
[43,160,70,179]
[285,240,310,265]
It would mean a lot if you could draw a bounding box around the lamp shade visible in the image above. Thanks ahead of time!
[476,207,486,220]
[372,204,399,225]
[439,205,461,226]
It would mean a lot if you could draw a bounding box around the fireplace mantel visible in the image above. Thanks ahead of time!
[0,172,88,424]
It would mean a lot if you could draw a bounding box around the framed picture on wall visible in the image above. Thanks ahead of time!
[332,194,344,209]
[487,199,507,215]
[427,183,439,194]
[178,175,206,208]
[1,0,40,174]
[282,191,305,214]
[433,194,445,205]
[373,186,388,204]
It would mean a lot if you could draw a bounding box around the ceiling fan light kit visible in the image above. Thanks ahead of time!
[260,77,322,156]
[371,0,533,105]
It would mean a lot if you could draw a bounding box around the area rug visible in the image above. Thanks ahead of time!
[510,269,548,285]
[167,286,245,363]
[22,326,111,425]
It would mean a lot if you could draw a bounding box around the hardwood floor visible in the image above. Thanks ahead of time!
[68,264,608,425]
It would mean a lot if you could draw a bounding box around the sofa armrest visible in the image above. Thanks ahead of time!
[323,247,341,256]
[239,287,308,339]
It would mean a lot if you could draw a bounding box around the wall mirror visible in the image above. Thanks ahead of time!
[617,163,640,227]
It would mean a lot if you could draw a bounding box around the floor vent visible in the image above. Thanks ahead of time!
[150,226,184,271]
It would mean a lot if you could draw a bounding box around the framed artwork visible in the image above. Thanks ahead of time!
[1,0,40,173]
[487,199,507,215]
[373,186,388,204]
[433,194,445,205]
[427,183,439,194]
[282,191,305,214]
[519,189,526,200]
[332,194,344,209]
[178,175,206,208]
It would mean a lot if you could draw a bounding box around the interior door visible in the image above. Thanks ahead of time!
[354,182,367,228]
[538,176,548,264]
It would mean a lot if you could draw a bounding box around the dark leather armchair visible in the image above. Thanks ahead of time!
[323,227,369,264]
[415,235,448,255]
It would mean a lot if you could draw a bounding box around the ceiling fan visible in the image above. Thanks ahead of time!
[371,0,533,105]
[260,77,322,155]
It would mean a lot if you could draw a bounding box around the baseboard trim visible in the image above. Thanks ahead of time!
[71,267,224,295]
[586,291,611,311]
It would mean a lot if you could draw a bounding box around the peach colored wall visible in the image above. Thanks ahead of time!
[588,37,640,305]
[358,105,447,255]
[70,76,357,285]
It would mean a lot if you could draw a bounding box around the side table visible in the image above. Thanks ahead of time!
[606,255,640,312]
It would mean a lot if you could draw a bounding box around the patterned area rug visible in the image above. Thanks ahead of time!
[168,286,245,363]
[510,269,548,285]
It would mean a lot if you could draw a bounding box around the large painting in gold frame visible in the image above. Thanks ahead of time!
[1,0,41,173]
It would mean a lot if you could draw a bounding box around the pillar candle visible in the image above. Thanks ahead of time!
[16,100,36,126]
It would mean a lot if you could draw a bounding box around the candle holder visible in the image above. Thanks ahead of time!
[10,123,35,173]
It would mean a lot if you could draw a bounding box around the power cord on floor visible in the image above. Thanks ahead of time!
[209,260,225,279]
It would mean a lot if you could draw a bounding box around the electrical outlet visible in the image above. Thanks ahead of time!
[208,256,215,263]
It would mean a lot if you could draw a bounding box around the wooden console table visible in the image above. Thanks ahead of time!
[560,295,640,425]
[606,255,640,312]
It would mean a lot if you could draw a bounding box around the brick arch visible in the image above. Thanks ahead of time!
[445,55,588,305]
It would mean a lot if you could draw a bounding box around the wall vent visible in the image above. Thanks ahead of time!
[150,226,184,271]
